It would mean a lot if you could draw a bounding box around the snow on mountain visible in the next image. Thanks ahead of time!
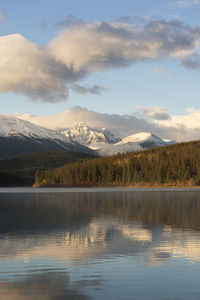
[0,116,176,158]
[90,132,176,156]
[0,115,70,141]
[61,123,120,145]
[116,132,175,147]
[0,115,95,158]
[61,123,176,156]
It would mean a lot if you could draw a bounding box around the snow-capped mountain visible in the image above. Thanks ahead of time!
[0,115,94,159]
[0,115,71,141]
[89,132,176,156]
[61,123,176,156]
[61,123,121,145]
[0,117,176,159]
[116,132,175,148]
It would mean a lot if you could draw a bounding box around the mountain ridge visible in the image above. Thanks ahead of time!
[61,122,121,145]
[0,116,176,159]
[0,115,95,159]
[61,123,176,155]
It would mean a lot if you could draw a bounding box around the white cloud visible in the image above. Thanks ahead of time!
[70,84,108,95]
[153,68,167,74]
[135,106,170,120]
[1,19,200,102]
[13,106,200,142]
[49,20,200,73]
[175,0,200,8]
[56,15,84,28]
[156,108,200,130]
[0,34,84,102]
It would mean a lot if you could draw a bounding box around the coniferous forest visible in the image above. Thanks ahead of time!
[0,151,95,186]
[35,141,200,187]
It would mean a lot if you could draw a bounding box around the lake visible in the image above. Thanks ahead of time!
[0,188,200,299]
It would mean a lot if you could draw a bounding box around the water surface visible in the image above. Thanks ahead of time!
[0,190,200,299]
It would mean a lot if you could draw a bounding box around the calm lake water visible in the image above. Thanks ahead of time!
[0,189,200,299]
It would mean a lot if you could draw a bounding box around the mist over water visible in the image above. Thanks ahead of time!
[0,190,200,299]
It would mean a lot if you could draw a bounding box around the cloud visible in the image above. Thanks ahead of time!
[175,0,200,8]
[14,106,156,135]
[135,106,170,120]
[70,84,108,95]
[153,68,168,74]
[0,34,85,102]
[56,15,84,28]
[49,20,200,73]
[1,19,200,102]
[182,54,200,69]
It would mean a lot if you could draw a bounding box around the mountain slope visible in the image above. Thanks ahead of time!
[60,123,176,156]
[116,132,175,148]
[90,132,176,156]
[0,115,69,140]
[0,116,94,159]
[61,123,121,145]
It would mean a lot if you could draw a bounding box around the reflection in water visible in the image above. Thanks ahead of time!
[0,191,200,299]
[0,271,90,300]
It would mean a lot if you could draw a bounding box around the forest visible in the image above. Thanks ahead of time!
[35,140,200,187]
[0,151,95,186]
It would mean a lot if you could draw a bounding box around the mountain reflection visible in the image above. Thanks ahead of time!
[0,191,200,266]
[1,191,200,230]
[0,270,90,300]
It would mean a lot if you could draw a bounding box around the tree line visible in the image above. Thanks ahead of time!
[35,140,200,187]
[0,151,95,186]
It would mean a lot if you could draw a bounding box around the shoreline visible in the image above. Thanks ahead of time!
[0,186,200,193]
[33,182,200,188]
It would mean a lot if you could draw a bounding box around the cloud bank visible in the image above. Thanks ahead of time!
[1,19,200,102]
[13,106,200,142]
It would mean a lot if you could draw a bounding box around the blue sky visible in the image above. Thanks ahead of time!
[0,0,200,117]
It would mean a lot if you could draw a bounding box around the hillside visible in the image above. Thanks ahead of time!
[0,116,94,159]
[0,151,96,186]
[35,141,200,187]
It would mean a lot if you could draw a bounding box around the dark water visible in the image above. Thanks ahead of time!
[0,190,200,299]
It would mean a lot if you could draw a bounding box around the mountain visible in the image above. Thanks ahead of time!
[61,123,176,156]
[89,132,176,156]
[116,132,175,148]
[0,115,94,159]
[61,123,121,145]
[0,117,176,159]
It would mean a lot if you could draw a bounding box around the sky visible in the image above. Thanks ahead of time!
[1,0,200,140]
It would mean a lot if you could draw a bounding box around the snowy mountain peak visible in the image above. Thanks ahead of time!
[0,115,95,158]
[91,132,176,156]
[0,114,71,141]
[116,132,168,145]
[61,123,120,145]
[116,132,175,147]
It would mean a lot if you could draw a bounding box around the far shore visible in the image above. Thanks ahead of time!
[1,186,200,193]
[33,182,200,189]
